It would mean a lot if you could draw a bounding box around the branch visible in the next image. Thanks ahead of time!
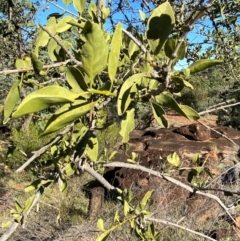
[81,163,115,191]
[104,162,237,227]
[39,24,81,66]
[199,101,240,115]
[197,120,239,148]
[0,60,70,76]
[0,187,43,241]
[16,123,75,173]
[146,217,216,241]
[122,28,147,53]
[46,0,78,18]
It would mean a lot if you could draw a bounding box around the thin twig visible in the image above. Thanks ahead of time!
[0,60,71,76]
[16,123,75,173]
[197,120,239,148]
[46,0,78,18]
[104,161,237,227]
[39,24,81,66]
[205,99,235,110]
[147,217,216,241]
[81,163,115,191]
[199,101,240,115]
[122,28,147,53]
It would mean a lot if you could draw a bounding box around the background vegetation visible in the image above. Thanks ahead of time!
[0,0,240,240]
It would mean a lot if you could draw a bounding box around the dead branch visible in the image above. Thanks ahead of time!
[199,101,240,116]
[197,120,239,148]
[122,28,147,53]
[147,217,216,241]
[104,161,238,227]
[0,60,71,76]
[81,162,115,191]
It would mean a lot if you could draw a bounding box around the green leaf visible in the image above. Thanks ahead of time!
[65,163,75,176]
[108,23,122,83]
[15,56,31,69]
[59,177,67,193]
[81,21,108,85]
[66,66,88,92]
[96,230,111,241]
[124,200,130,216]
[140,190,154,210]
[47,12,64,19]
[15,200,23,212]
[146,2,175,55]
[86,135,99,161]
[120,108,135,143]
[164,36,186,61]
[48,38,58,62]
[101,7,110,20]
[2,221,12,229]
[188,59,223,74]
[88,2,97,20]
[128,40,139,59]
[97,218,105,231]
[24,179,42,192]
[191,153,200,164]
[167,152,180,167]
[204,168,213,178]
[3,80,22,124]
[73,0,86,13]
[171,76,193,89]
[42,101,95,135]
[155,93,199,121]
[108,151,117,161]
[56,16,75,33]
[184,68,190,78]
[62,0,72,5]
[12,86,79,118]
[23,195,35,213]
[139,10,146,21]
[35,17,57,56]
[151,102,168,128]
[187,169,197,183]
[117,73,145,115]
[31,53,44,75]
[88,88,117,97]
[114,210,120,223]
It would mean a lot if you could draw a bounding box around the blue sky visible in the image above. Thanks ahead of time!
[35,0,209,70]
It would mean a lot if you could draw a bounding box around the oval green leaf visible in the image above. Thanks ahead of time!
[66,66,88,92]
[12,86,79,118]
[120,108,135,143]
[3,80,22,124]
[86,135,99,161]
[117,73,145,115]
[146,2,175,55]
[155,93,199,121]
[108,23,122,83]
[56,16,74,33]
[73,0,86,13]
[81,22,108,84]
[42,101,95,135]
[188,59,223,74]
[151,102,168,128]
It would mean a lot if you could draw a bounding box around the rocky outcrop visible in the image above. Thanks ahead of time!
[87,124,240,240]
